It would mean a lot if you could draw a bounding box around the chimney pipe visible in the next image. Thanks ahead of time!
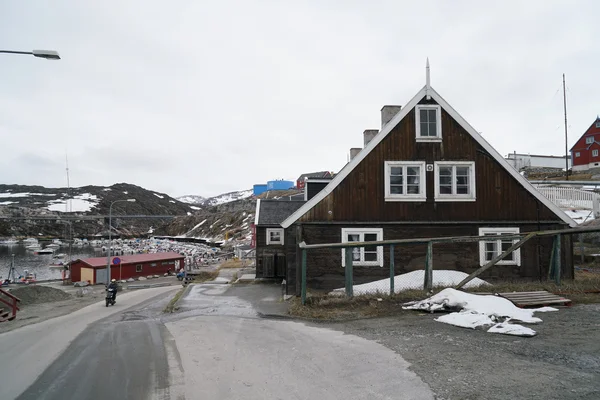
[381,105,402,129]
[363,129,379,147]
[349,148,361,161]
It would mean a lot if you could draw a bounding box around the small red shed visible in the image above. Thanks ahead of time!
[70,252,185,284]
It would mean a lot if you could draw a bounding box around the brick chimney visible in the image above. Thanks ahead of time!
[381,105,402,129]
[349,148,361,161]
[363,129,379,147]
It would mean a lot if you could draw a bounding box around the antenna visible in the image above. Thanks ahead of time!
[65,152,71,212]
[563,74,568,180]
[425,58,431,99]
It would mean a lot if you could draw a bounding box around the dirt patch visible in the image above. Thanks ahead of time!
[219,259,243,269]
[8,285,72,306]
[321,304,600,400]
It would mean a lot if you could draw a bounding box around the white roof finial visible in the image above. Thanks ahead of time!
[426,58,431,99]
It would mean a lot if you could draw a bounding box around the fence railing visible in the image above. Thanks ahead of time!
[298,225,600,305]
[533,184,600,211]
[0,288,21,321]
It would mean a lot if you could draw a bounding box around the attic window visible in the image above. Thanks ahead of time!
[575,152,580,157]
[586,136,594,144]
[415,105,442,142]
[597,121,600,128]
[266,228,284,245]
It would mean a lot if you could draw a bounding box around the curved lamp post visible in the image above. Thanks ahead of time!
[0,49,61,60]
[107,199,136,283]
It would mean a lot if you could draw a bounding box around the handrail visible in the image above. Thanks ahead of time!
[0,288,21,320]
[0,288,21,302]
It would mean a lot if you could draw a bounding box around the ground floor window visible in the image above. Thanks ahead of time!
[136,264,143,272]
[478,227,521,266]
[266,228,284,245]
[341,228,383,267]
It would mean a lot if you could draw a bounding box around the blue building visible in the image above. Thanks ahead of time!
[267,180,295,191]
[253,184,268,196]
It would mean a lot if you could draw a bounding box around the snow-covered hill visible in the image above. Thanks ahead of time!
[177,190,253,207]
[176,195,207,205]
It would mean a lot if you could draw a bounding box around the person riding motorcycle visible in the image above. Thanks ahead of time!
[107,279,118,300]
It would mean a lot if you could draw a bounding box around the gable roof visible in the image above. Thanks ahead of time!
[297,171,332,181]
[570,116,600,151]
[282,85,576,228]
[73,252,185,268]
[256,199,306,225]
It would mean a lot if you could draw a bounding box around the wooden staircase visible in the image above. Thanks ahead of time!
[0,288,21,322]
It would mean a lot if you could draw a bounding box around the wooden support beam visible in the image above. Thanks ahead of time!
[301,249,307,305]
[389,245,395,295]
[456,232,537,289]
[424,241,433,291]
[345,248,353,298]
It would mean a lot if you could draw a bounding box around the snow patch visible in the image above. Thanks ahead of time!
[47,193,99,213]
[153,193,164,199]
[190,206,201,210]
[403,288,558,337]
[331,270,488,296]
[103,188,112,191]
[169,200,175,203]
[0,201,17,205]
[563,209,594,224]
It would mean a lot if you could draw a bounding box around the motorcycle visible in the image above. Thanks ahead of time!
[105,287,116,307]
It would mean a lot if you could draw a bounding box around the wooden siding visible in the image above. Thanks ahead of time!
[255,226,288,279]
[299,98,563,223]
[296,224,572,292]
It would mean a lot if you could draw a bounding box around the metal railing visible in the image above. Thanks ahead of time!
[298,225,600,305]
[0,288,21,321]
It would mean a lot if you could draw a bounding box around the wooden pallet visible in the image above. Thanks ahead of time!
[498,291,572,308]
[474,291,572,308]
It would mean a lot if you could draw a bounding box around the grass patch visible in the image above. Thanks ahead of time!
[163,287,185,313]
[191,270,220,282]
[219,259,243,269]
[289,272,600,320]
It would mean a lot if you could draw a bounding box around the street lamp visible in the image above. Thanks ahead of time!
[107,199,136,283]
[0,49,61,60]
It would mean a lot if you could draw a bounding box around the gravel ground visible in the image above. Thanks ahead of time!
[319,304,600,400]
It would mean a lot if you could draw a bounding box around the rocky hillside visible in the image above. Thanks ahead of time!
[155,197,256,245]
[0,183,195,238]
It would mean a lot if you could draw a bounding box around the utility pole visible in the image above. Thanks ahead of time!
[563,73,569,180]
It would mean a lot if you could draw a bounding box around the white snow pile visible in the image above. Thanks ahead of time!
[47,193,99,212]
[331,270,489,296]
[403,288,558,337]
[563,209,594,224]
[190,206,201,210]
[153,193,164,199]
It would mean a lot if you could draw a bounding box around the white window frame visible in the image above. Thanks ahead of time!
[434,161,476,202]
[575,152,580,157]
[586,136,594,144]
[415,105,442,142]
[596,121,600,128]
[266,228,284,245]
[478,227,521,267]
[384,161,426,202]
[341,228,383,267]
[593,150,599,158]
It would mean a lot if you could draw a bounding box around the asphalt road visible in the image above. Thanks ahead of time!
[4,282,436,400]
[0,286,181,400]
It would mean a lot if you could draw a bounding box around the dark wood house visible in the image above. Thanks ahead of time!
[280,67,576,294]
[254,199,305,279]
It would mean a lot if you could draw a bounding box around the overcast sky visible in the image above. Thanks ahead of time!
[1,1,598,197]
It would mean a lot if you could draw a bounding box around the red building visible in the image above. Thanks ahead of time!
[571,116,600,171]
[296,171,333,190]
[70,252,185,284]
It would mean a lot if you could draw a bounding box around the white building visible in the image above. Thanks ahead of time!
[505,153,571,171]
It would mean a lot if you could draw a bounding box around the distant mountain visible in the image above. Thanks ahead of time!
[0,183,195,238]
[176,190,253,207]
[176,195,207,205]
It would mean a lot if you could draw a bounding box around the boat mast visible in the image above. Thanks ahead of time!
[563,73,569,180]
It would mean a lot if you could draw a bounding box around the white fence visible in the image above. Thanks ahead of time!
[533,185,600,211]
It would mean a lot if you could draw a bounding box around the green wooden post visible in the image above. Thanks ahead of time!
[555,234,562,286]
[301,249,307,305]
[389,245,395,296]
[345,247,353,298]
[424,241,433,291]
[548,235,557,281]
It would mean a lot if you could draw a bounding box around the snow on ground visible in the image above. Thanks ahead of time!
[563,208,595,224]
[0,201,17,205]
[123,191,128,194]
[184,219,208,236]
[403,288,557,337]
[153,193,164,199]
[190,206,201,210]
[0,192,56,198]
[169,200,175,203]
[103,188,111,191]
[208,189,253,206]
[331,270,489,296]
[47,194,99,212]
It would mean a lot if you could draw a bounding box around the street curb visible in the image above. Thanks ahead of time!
[126,282,175,290]
[173,283,194,309]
